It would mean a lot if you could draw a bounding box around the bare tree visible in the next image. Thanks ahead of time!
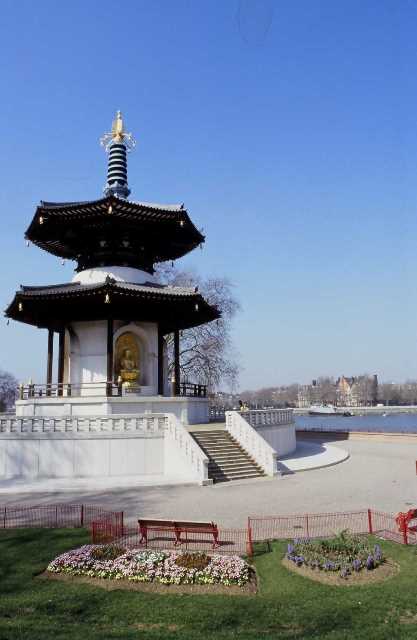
[155,265,240,391]
[316,377,337,404]
[0,370,17,412]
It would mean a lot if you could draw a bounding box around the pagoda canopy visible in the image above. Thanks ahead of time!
[25,195,205,272]
[5,277,219,334]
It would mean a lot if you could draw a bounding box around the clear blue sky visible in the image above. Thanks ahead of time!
[1,0,417,390]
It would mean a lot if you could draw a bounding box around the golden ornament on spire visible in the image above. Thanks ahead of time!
[111,110,125,141]
[100,111,136,151]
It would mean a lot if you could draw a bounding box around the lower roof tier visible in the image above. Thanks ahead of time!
[5,277,220,334]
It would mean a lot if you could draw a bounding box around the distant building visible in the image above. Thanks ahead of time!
[298,375,378,408]
[297,379,322,407]
[335,375,378,407]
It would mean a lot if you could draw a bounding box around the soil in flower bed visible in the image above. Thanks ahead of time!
[42,568,258,595]
[282,556,399,586]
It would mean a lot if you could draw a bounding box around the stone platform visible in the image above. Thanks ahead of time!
[277,439,349,473]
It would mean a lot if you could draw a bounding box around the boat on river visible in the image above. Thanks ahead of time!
[308,404,352,417]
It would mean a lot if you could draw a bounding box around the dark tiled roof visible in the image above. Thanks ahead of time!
[25,195,204,267]
[39,197,184,212]
[5,277,220,333]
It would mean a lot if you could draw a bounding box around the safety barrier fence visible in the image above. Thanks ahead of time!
[248,508,417,549]
[91,521,249,556]
[1,503,123,532]
[2,503,416,557]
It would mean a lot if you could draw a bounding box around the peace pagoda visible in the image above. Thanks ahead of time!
[6,112,219,424]
[0,112,296,486]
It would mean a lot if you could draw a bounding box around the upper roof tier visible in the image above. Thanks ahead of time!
[25,195,205,272]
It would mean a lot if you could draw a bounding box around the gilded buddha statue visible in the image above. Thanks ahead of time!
[118,348,140,384]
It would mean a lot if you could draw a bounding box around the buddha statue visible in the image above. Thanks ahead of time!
[119,348,140,384]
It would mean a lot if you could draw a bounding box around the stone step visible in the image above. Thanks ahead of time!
[198,446,244,454]
[210,472,265,482]
[193,438,236,444]
[191,432,228,438]
[204,453,251,462]
[189,429,265,484]
[207,452,252,460]
[195,445,246,453]
[191,437,233,444]
[209,460,262,469]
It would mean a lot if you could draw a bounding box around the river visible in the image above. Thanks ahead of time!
[296,413,417,433]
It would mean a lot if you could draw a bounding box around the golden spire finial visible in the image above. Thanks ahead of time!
[100,111,136,151]
[111,110,124,141]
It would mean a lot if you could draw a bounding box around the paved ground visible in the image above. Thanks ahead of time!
[277,440,349,472]
[2,434,417,528]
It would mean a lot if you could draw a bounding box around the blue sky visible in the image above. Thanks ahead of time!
[1,0,417,390]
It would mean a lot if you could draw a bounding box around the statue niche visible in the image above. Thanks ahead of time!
[115,332,140,385]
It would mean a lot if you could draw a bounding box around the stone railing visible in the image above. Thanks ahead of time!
[225,411,278,476]
[242,409,296,458]
[0,414,166,435]
[244,408,294,427]
[164,413,209,484]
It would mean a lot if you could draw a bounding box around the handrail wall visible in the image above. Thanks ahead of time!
[225,410,278,476]
[164,413,209,483]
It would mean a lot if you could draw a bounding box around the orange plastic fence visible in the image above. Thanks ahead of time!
[0,503,123,532]
[248,508,417,546]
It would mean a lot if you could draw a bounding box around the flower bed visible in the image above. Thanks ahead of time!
[47,545,250,587]
[286,531,385,580]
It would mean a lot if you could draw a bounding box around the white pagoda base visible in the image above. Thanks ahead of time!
[0,410,211,485]
[15,395,209,425]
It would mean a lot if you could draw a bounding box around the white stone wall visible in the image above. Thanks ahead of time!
[0,413,209,484]
[15,396,209,425]
[254,423,296,457]
[0,433,164,480]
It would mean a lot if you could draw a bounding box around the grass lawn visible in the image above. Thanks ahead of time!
[1,529,417,639]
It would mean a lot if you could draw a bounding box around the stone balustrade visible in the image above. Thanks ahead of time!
[244,408,294,427]
[0,413,166,435]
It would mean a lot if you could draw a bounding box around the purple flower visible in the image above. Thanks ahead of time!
[352,559,362,572]
[366,555,374,570]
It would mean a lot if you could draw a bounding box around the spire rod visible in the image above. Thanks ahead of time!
[100,111,136,199]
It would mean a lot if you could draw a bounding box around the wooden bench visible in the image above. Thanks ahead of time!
[138,518,219,548]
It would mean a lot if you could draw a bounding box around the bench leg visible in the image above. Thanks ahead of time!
[212,531,219,549]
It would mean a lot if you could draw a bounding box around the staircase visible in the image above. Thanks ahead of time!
[189,429,266,483]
